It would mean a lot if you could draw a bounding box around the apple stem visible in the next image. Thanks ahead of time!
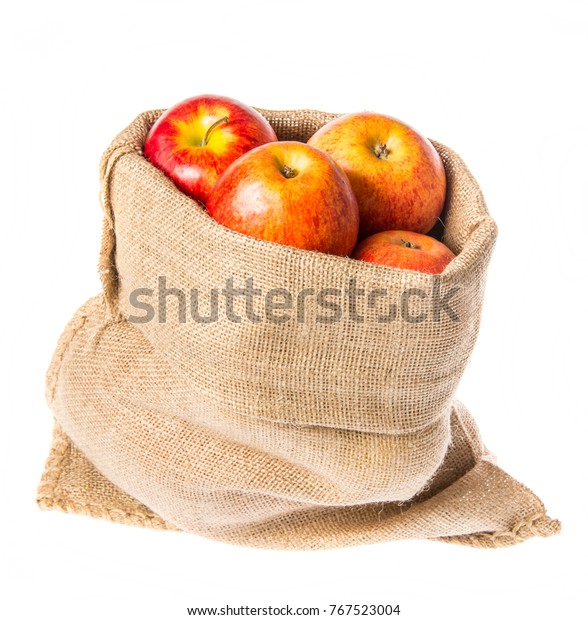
[401,239,420,250]
[374,143,390,160]
[281,164,297,179]
[202,116,229,146]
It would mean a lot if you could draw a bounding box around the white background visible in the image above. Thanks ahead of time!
[1,1,586,618]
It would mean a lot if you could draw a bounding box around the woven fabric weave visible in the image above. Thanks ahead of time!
[37,108,560,549]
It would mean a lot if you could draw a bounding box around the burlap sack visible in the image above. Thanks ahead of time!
[37,108,560,549]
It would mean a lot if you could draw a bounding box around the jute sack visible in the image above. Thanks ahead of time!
[37,108,560,549]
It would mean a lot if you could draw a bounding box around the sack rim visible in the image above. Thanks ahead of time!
[99,108,497,293]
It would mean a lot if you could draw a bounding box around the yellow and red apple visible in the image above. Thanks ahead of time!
[352,230,455,274]
[308,113,446,239]
[207,141,360,256]
[144,94,278,205]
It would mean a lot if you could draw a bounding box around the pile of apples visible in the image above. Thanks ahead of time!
[144,94,455,274]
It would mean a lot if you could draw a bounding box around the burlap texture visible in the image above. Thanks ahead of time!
[38,108,560,549]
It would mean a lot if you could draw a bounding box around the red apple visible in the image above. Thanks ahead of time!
[352,230,455,274]
[144,94,278,205]
[308,112,446,239]
[207,141,360,256]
